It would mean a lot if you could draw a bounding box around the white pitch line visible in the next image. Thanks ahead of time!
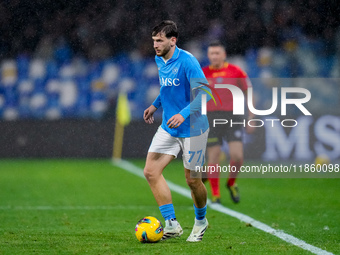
[0,205,193,211]
[113,159,334,255]
[0,205,137,210]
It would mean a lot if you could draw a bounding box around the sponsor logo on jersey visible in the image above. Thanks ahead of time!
[159,77,180,86]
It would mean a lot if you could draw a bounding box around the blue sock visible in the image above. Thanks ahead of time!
[159,203,176,221]
[194,204,207,220]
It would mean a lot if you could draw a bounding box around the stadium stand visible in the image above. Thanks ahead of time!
[0,0,339,120]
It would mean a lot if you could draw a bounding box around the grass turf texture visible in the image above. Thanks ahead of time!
[0,159,338,255]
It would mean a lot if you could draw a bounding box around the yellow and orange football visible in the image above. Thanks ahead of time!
[135,216,163,243]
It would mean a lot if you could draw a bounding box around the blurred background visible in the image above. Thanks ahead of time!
[0,0,339,161]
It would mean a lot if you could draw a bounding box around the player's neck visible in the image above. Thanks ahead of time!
[211,62,225,70]
[162,45,176,61]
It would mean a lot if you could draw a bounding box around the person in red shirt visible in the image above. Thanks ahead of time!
[202,41,254,204]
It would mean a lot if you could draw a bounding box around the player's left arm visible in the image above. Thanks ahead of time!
[242,75,256,134]
[168,57,212,129]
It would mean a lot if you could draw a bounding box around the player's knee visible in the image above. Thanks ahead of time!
[207,147,221,165]
[143,167,155,181]
[230,154,243,163]
[208,156,219,165]
[186,176,200,190]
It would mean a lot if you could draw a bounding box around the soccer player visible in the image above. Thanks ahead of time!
[202,41,254,204]
[143,20,211,242]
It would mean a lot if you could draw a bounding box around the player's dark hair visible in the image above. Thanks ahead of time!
[152,20,178,39]
[209,40,226,50]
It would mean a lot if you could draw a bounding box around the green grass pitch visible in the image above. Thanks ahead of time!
[0,159,339,254]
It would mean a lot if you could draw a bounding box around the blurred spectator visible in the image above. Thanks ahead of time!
[0,0,338,59]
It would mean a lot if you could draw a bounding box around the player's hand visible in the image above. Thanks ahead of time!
[167,114,185,129]
[143,105,157,124]
[246,124,255,134]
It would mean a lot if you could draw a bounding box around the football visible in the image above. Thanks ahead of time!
[135,216,163,243]
[315,154,330,166]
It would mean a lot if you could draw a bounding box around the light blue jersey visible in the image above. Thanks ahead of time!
[152,46,211,138]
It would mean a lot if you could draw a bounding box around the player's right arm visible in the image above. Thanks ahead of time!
[143,94,161,124]
[239,71,255,134]
[177,56,212,120]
